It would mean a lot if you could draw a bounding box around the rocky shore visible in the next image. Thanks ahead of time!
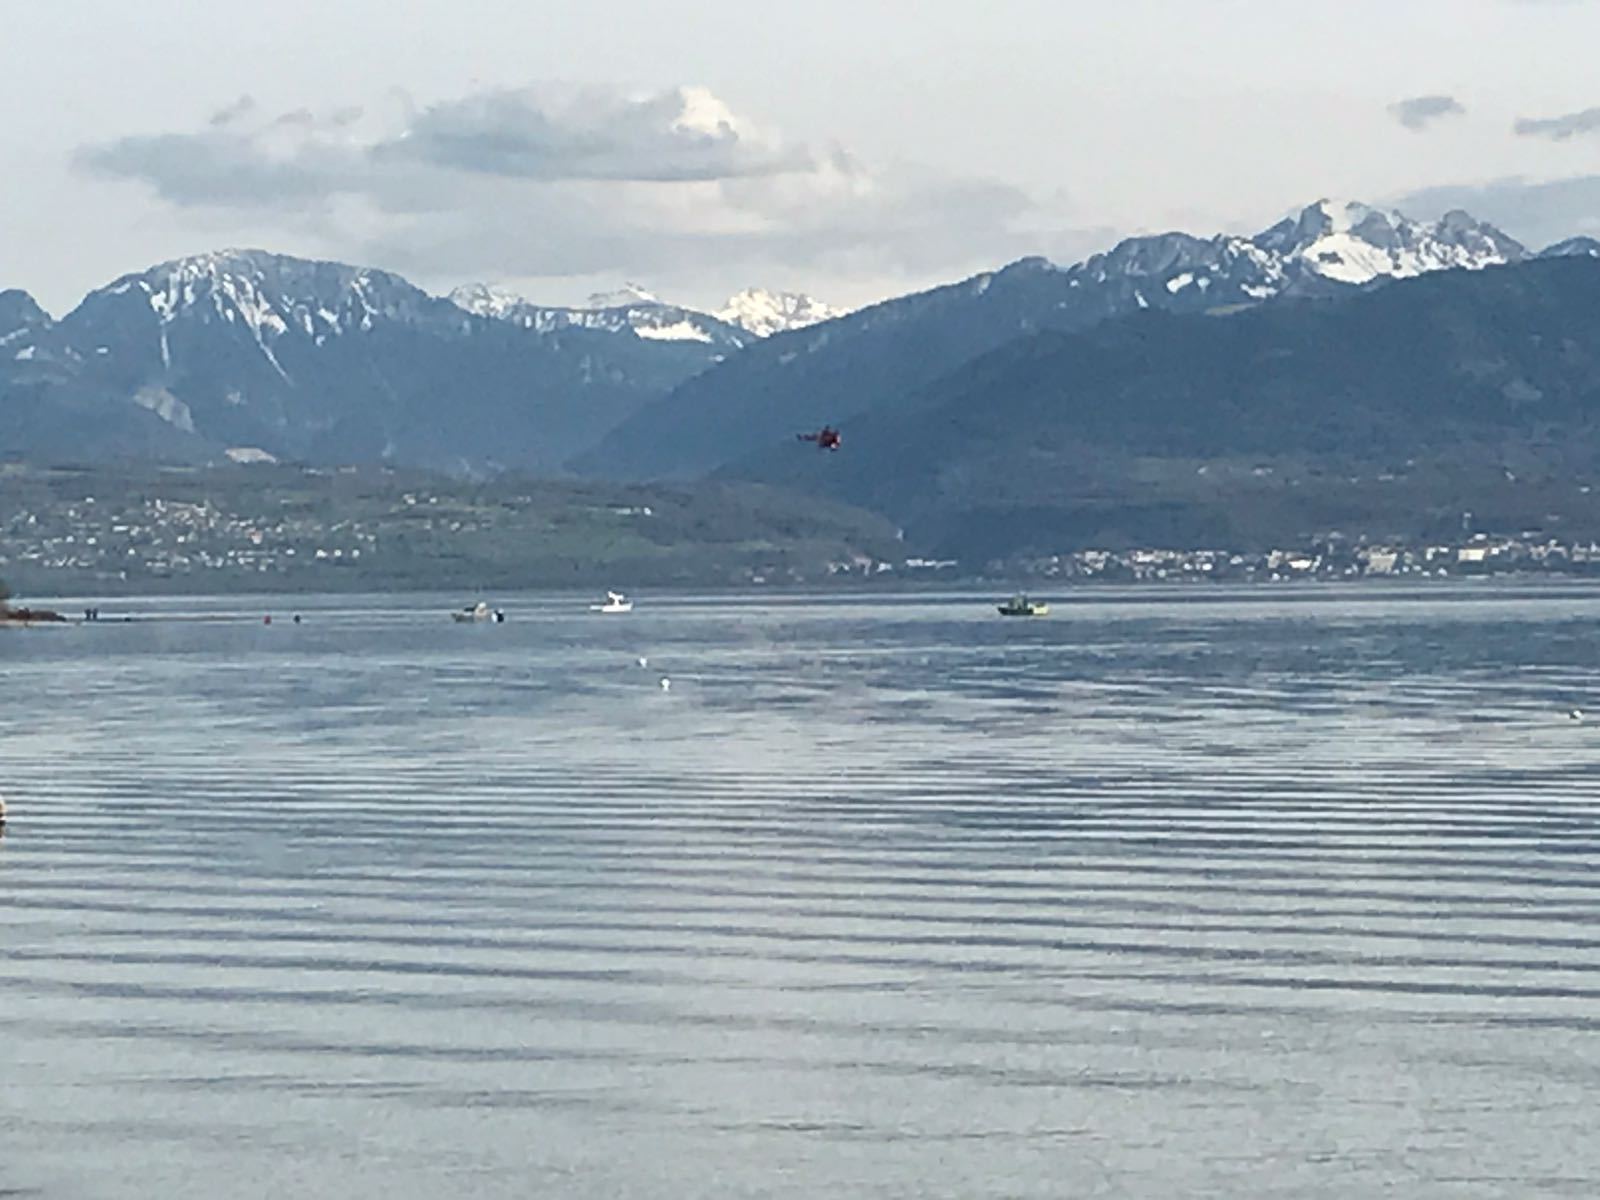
[0,581,66,625]
[0,606,67,625]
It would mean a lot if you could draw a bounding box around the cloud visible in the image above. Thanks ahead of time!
[375,85,812,182]
[76,83,1046,301]
[1388,94,1466,131]
[209,95,257,127]
[1514,106,1600,140]
[80,103,373,208]
[83,84,809,200]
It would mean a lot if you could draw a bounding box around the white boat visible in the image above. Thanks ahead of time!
[590,591,633,614]
[451,601,505,623]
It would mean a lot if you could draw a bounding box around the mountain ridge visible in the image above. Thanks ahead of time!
[576,198,1541,480]
[1,199,1592,478]
[722,255,1600,558]
[3,248,723,470]
[447,282,750,351]
[447,281,844,345]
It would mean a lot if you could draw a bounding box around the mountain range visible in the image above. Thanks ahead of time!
[1,257,841,470]
[726,255,1600,557]
[581,200,1593,479]
[445,282,843,351]
[6,198,1600,560]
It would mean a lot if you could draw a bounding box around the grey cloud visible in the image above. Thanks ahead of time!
[209,95,257,127]
[1388,95,1465,131]
[78,116,367,208]
[81,84,813,208]
[1515,106,1600,139]
[76,84,1042,303]
[374,86,812,182]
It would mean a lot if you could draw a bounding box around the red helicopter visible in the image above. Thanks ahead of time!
[797,425,842,451]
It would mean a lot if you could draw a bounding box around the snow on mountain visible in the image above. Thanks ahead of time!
[715,289,845,338]
[630,318,718,343]
[10,204,1600,474]
[69,248,456,383]
[224,446,279,464]
[1064,232,1288,308]
[24,249,736,472]
[48,249,472,455]
[1252,200,1524,287]
[1046,199,1528,313]
[448,282,570,331]
[578,295,745,347]
[579,198,1561,482]
[445,282,527,321]
[449,283,746,349]
[132,250,442,336]
[584,283,661,310]
[452,280,843,342]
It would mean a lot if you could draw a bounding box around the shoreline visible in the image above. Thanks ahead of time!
[15,570,1600,601]
[9,574,1600,622]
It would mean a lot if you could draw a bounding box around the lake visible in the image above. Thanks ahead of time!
[3,587,1599,1198]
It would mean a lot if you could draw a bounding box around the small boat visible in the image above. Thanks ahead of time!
[997,594,1049,617]
[451,601,505,623]
[590,591,633,614]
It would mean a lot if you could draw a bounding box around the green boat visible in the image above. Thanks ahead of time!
[997,594,1049,617]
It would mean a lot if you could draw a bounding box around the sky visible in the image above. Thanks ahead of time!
[4,0,1600,315]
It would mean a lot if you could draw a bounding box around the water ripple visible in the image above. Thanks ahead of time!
[3,588,1600,1199]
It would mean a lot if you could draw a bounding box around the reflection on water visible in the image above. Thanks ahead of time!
[3,587,1600,1199]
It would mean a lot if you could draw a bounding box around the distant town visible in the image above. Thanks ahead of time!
[985,535,1600,583]
[5,463,1600,597]
[3,487,378,584]
[0,462,902,595]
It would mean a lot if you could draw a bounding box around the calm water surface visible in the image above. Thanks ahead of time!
[3,587,1599,1198]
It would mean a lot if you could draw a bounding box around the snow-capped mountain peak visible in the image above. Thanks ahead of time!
[447,281,747,349]
[715,289,845,338]
[447,282,529,320]
[448,280,845,343]
[21,250,756,472]
[78,248,442,365]
[1251,199,1524,286]
[584,283,660,310]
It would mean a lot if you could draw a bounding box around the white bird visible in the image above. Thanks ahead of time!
[659,677,671,691]
[1570,709,1584,722]
[637,656,648,668]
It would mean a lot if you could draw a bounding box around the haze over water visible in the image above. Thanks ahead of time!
[3,587,1600,1199]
